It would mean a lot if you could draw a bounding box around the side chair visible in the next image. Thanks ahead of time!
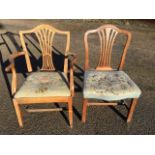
[5,24,76,128]
[82,24,141,123]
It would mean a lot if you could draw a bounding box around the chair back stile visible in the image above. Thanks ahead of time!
[19,24,70,74]
[84,24,132,71]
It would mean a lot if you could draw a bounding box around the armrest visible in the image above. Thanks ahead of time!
[66,52,77,97]
[66,52,77,68]
[5,51,25,95]
[5,51,25,72]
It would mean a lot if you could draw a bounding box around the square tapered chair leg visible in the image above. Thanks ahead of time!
[13,100,23,128]
[68,99,73,128]
[127,98,138,123]
[82,99,88,123]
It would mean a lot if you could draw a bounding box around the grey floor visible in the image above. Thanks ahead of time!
[0,20,154,134]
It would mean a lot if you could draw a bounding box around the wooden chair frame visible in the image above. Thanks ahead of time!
[5,24,77,128]
[82,24,138,123]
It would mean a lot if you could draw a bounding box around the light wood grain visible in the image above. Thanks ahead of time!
[82,24,138,123]
[26,108,63,113]
[6,24,77,128]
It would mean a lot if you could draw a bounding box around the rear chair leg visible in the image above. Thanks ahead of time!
[127,98,138,123]
[13,100,23,127]
[68,99,73,128]
[82,99,88,123]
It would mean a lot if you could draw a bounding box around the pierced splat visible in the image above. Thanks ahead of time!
[19,24,70,73]
[97,27,118,70]
[84,25,132,71]
[35,26,55,71]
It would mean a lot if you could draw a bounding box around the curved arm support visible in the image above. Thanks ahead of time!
[66,52,77,97]
[5,51,25,95]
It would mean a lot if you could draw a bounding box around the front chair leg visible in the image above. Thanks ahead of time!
[13,100,23,128]
[68,99,73,128]
[127,98,138,123]
[82,99,88,123]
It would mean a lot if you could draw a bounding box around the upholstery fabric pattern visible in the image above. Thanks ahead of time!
[83,70,141,101]
[15,72,70,98]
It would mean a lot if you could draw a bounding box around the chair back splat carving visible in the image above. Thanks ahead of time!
[19,24,70,73]
[84,24,132,71]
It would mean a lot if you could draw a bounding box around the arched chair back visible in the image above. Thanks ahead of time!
[84,24,131,71]
[20,24,70,74]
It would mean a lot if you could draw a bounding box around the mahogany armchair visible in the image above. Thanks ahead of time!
[5,24,76,128]
[82,24,141,123]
